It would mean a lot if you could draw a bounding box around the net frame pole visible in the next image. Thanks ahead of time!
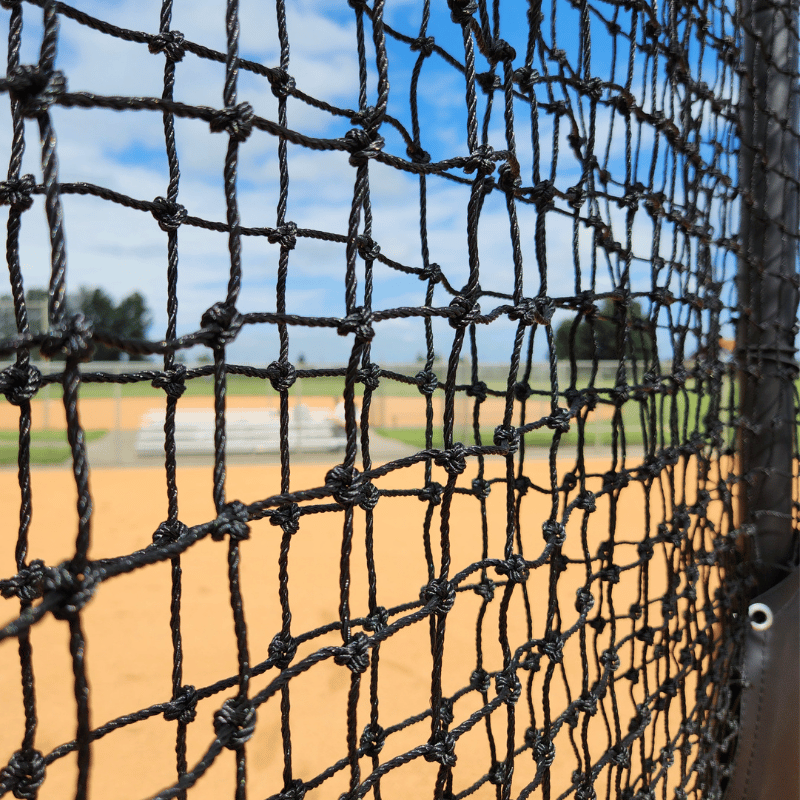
[737,0,800,592]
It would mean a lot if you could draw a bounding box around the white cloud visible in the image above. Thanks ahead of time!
[0,2,735,368]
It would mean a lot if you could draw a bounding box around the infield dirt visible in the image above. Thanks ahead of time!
[0,413,709,799]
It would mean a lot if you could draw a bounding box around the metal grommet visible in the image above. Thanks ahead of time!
[748,602,773,631]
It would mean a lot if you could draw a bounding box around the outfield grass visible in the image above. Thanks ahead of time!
[375,424,649,450]
[0,429,107,466]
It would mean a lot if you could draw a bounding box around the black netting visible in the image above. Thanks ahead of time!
[0,0,797,799]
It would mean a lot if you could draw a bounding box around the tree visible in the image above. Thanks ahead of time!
[0,287,152,361]
[554,299,655,362]
[69,287,151,360]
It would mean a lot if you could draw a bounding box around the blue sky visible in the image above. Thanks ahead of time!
[0,0,739,365]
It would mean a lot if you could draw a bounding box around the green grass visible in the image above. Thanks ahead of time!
[0,430,107,466]
[375,425,648,450]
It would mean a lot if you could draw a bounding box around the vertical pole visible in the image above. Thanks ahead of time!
[737,0,800,591]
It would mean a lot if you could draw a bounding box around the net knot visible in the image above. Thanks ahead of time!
[588,614,606,634]
[575,588,594,613]
[269,503,301,535]
[325,465,378,510]
[513,66,539,92]
[45,563,100,620]
[493,425,519,453]
[356,362,381,391]
[566,185,586,209]
[0,559,45,602]
[278,780,306,800]
[334,632,370,673]
[266,360,297,392]
[635,628,656,648]
[529,179,555,210]
[337,308,374,342]
[542,520,566,546]
[514,475,532,495]
[623,667,639,684]
[447,0,477,25]
[539,630,564,663]
[269,68,296,99]
[201,302,243,346]
[360,482,381,510]
[546,407,571,433]
[40,314,94,361]
[213,698,256,749]
[212,501,250,542]
[495,669,521,704]
[497,161,521,193]
[164,684,198,724]
[610,383,629,405]
[1,749,45,800]
[599,564,621,584]
[469,667,490,692]
[434,443,468,475]
[600,649,621,672]
[471,477,491,499]
[488,760,510,786]
[466,380,487,403]
[418,263,442,283]
[268,631,297,669]
[520,650,541,672]
[0,363,42,405]
[410,36,436,57]
[363,605,388,632]
[561,471,577,491]
[360,723,385,757]
[509,296,554,327]
[425,730,457,767]
[356,234,381,262]
[151,365,187,399]
[575,784,597,800]
[487,38,516,64]
[473,578,495,601]
[344,128,385,167]
[267,222,297,250]
[415,369,438,395]
[152,519,189,546]
[210,102,254,142]
[602,470,629,492]
[406,141,431,164]
[447,293,480,329]
[495,553,529,584]
[7,65,66,117]
[529,730,555,767]
[575,490,595,512]
[464,144,495,176]
[418,481,443,505]
[476,71,501,95]
[148,30,186,62]
[637,538,654,559]
[576,690,598,716]
[0,174,35,210]
[420,577,456,615]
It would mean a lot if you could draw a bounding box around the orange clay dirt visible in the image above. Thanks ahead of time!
[0,400,717,800]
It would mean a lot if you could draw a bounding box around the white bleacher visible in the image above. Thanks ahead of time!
[135,404,346,456]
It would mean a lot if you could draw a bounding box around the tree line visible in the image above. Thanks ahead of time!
[0,286,151,361]
[554,299,655,361]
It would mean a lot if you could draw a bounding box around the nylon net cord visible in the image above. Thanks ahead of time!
[0,0,796,799]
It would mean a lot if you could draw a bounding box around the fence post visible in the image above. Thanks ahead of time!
[737,0,800,592]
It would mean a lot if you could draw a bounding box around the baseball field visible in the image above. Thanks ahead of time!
[0,394,721,799]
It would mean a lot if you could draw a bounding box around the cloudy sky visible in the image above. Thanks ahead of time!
[0,0,737,366]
